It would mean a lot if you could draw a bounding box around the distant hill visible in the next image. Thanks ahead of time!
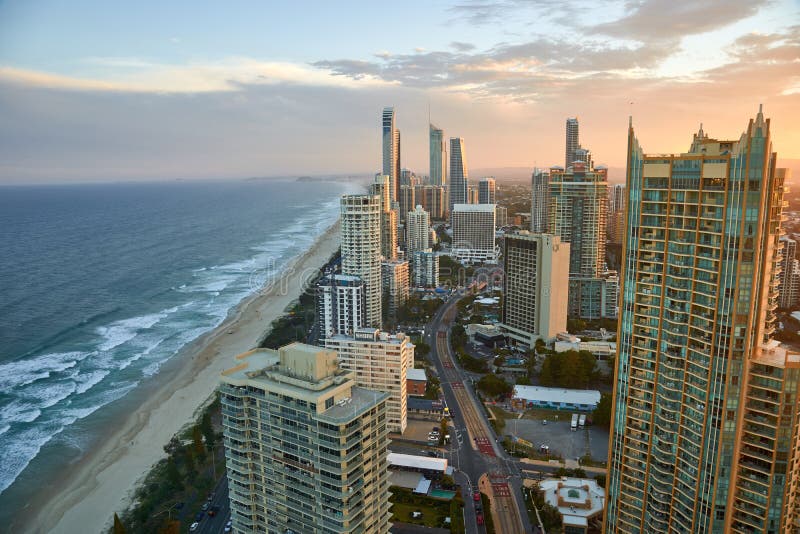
[473,166,626,184]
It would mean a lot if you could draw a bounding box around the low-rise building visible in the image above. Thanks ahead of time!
[511,385,601,411]
[539,477,605,534]
[406,368,427,396]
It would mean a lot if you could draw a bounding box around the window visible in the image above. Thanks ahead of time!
[325,397,334,409]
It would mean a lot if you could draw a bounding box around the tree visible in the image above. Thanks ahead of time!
[192,425,206,461]
[184,446,196,476]
[476,374,512,398]
[414,340,430,358]
[439,417,448,446]
[567,317,586,334]
[113,513,126,534]
[593,393,613,429]
[165,458,181,490]
[201,411,215,451]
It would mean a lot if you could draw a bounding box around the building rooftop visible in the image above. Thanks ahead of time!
[513,385,601,406]
[406,368,427,382]
[317,386,389,424]
[452,203,496,213]
[388,453,448,473]
[540,477,604,523]
[327,328,413,345]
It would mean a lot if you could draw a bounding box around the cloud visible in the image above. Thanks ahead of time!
[450,41,476,52]
[0,58,390,94]
[591,0,770,41]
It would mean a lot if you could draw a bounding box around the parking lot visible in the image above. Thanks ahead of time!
[506,415,609,463]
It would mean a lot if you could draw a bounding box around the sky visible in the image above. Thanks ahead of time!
[0,0,798,183]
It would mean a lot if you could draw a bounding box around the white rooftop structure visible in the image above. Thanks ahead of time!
[540,478,604,532]
[513,385,601,409]
[406,368,427,382]
[388,453,448,474]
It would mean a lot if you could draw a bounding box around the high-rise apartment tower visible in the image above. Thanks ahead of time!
[606,109,800,533]
[341,194,382,327]
[429,124,447,186]
[448,137,468,216]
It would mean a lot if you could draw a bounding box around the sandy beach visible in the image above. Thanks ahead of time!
[24,220,341,534]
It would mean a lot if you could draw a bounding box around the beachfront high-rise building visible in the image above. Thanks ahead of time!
[381,259,409,318]
[370,175,399,260]
[608,184,627,244]
[382,107,400,202]
[548,159,615,319]
[451,203,498,263]
[478,177,496,204]
[324,328,414,434]
[316,274,366,341]
[779,236,798,308]
[606,109,800,533]
[398,185,415,224]
[341,194,382,327]
[500,232,570,348]
[448,137,468,217]
[405,205,430,258]
[429,124,447,186]
[412,249,439,288]
[220,343,391,534]
[565,117,579,170]
[609,183,626,213]
[531,168,550,233]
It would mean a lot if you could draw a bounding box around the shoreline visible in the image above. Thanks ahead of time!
[23,220,341,534]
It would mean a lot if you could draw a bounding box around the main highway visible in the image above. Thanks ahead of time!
[425,293,530,534]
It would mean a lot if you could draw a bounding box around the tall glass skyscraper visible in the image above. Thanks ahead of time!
[448,137,468,217]
[565,117,579,169]
[429,123,447,186]
[531,168,550,233]
[606,108,800,533]
[382,107,400,202]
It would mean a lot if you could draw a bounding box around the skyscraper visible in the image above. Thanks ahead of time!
[565,117,579,170]
[429,124,447,186]
[478,177,496,204]
[316,274,366,341]
[412,249,439,288]
[382,107,399,202]
[324,328,414,434]
[398,184,415,224]
[451,203,497,263]
[778,236,798,308]
[606,109,800,533]
[500,232,570,348]
[370,175,398,260]
[381,259,409,317]
[448,137,468,216]
[531,168,550,233]
[405,205,430,258]
[341,194,382,327]
[220,343,391,534]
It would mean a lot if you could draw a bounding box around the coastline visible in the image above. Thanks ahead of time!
[24,220,341,534]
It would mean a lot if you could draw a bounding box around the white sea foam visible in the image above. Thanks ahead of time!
[0,351,85,390]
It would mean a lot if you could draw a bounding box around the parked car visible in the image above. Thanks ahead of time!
[473,491,481,502]
[201,502,210,512]
[189,522,199,532]
[194,512,204,522]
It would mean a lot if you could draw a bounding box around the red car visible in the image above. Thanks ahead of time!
[476,512,484,525]
[473,491,481,502]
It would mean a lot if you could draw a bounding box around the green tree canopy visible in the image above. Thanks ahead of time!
[593,392,613,429]
[476,374,512,398]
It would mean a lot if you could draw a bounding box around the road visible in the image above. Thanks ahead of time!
[425,294,530,534]
[192,475,230,534]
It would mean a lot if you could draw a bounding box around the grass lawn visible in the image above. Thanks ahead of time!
[389,487,452,528]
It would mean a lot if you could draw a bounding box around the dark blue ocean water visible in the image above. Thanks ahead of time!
[0,179,352,498]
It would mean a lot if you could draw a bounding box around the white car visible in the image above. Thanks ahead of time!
[189,522,199,532]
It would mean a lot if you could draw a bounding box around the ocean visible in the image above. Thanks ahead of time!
[0,178,353,512]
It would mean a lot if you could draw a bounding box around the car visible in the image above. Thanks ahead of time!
[201,502,210,512]
[226,520,233,528]
[542,419,548,425]
[474,491,481,502]
[224,526,232,533]
[476,512,485,525]
[189,522,199,532]
[194,512,204,522]
[208,505,220,517]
